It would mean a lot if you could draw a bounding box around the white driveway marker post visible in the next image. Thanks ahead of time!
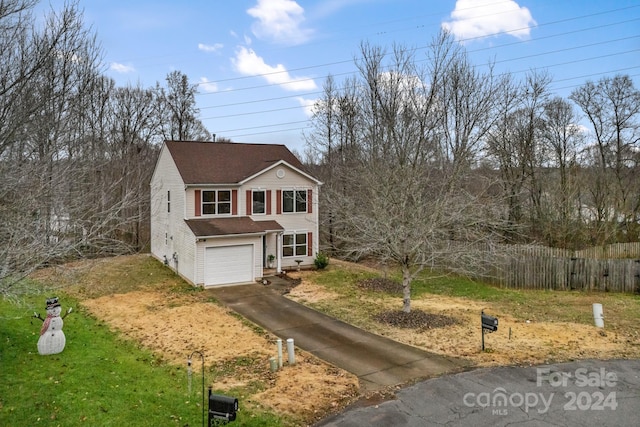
[286,338,295,365]
[277,338,283,368]
[593,303,604,328]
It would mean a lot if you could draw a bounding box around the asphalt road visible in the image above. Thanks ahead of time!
[316,359,640,427]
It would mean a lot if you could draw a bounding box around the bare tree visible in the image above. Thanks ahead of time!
[485,70,552,242]
[309,32,508,312]
[155,70,212,141]
[537,97,585,247]
[0,1,107,295]
[485,73,527,237]
[436,40,500,182]
[570,75,640,242]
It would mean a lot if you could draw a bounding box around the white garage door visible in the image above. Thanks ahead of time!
[205,245,253,286]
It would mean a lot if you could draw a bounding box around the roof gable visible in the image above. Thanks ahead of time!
[239,159,321,186]
[164,140,311,185]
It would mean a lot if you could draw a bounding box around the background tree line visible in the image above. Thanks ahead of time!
[305,32,640,311]
[0,1,211,295]
[2,2,638,306]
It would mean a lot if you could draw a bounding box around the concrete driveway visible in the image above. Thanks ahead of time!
[207,278,467,391]
[316,358,640,426]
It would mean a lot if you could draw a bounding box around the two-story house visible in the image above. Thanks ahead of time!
[150,140,321,287]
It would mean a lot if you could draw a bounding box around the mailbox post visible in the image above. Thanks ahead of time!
[481,310,498,351]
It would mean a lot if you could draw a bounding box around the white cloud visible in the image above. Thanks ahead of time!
[198,43,223,53]
[295,97,317,117]
[198,77,219,93]
[232,46,317,91]
[247,0,313,45]
[442,0,536,41]
[110,62,135,73]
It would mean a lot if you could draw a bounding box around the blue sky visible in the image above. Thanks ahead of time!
[57,0,640,153]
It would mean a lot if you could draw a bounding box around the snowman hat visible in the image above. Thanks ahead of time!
[46,297,61,309]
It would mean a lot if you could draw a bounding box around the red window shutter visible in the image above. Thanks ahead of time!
[307,232,313,256]
[266,190,272,215]
[246,190,252,215]
[307,189,313,213]
[232,190,238,215]
[195,190,201,217]
[276,190,282,214]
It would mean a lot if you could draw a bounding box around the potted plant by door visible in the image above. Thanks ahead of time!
[267,254,275,268]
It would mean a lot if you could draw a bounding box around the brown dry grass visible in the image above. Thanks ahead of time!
[286,267,640,368]
[34,255,359,426]
[33,254,640,424]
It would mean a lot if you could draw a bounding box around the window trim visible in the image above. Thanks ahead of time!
[252,189,266,215]
[282,232,308,258]
[282,189,307,214]
[201,189,232,216]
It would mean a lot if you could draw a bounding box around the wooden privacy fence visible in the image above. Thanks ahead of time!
[490,256,640,293]
[459,242,640,293]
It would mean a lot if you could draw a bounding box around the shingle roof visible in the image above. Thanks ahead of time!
[185,217,284,237]
[165,140,308,184]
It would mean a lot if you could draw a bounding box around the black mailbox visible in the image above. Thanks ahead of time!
[208,391,238,423]
[481,312,498,332]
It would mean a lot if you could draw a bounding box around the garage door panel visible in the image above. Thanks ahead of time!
[205,245,253,286]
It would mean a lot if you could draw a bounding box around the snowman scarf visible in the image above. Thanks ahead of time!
[40,314,54,336]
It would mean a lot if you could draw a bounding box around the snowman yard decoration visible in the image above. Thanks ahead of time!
[33,297,72,355]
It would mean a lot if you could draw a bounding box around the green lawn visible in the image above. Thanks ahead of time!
[304,264,640,332]
[4,257,639,426]
[0,290,284,426]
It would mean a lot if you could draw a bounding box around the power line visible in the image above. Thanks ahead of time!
[202,105,303,120]
[193,6,640,91]
[198,44,639,114]
[194,22,639,99]
[202,60,640,122]
[199,91,323,110]
[491,36,640,66]
[215,120,310,134]
[189,5,640,140]
[223,125,313,139]
[214,62,640,139]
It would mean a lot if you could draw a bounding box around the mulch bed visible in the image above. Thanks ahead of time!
[358,279,458,330]
[275,272,303,294]
[374,309,458,330]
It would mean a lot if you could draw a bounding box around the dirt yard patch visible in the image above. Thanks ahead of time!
[35,255,359,425]
[286,269,640,368]
[81,289,359,424]
[33,254,640,423]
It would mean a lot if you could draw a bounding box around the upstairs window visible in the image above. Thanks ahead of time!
[202,190,231,215]
[252,190,266,214]
[283,190,307,213]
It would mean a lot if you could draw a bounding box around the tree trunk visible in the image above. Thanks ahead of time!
[402,262,412,313]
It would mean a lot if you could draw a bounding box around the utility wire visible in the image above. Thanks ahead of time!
[188,5,640,139]
[199,45,640,118]
[195,25,639,98]
[194,6,640,90]
[214,65,640,138]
